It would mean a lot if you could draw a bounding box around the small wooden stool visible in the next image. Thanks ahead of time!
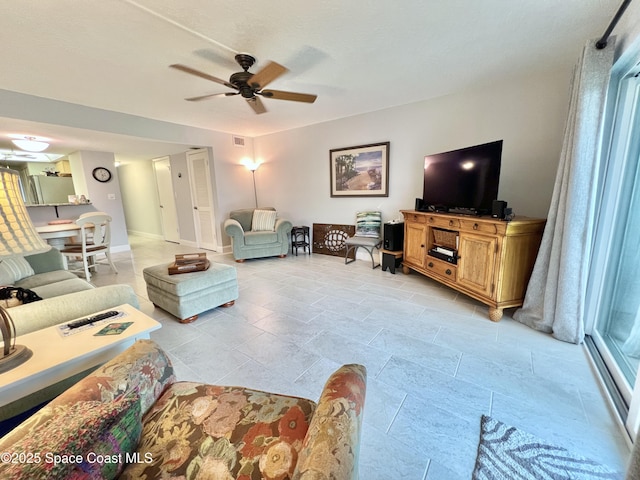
[381,249,403,274]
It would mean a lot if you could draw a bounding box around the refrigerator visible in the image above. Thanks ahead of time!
[28,175,75,204]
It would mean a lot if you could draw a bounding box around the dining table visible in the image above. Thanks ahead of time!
[35,223,84,250]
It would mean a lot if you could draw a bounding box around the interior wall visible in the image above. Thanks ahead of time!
[118,160,163,238]
[253,68,571,231]
[71,150,129,250]
[200,135,255,249]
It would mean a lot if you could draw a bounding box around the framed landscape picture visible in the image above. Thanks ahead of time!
[330,142,390,197]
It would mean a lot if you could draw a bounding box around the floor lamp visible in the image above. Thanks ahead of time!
[0,168,51,373]
[244,161,261,208]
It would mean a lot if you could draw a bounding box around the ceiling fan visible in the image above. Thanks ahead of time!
[170,53,317,114]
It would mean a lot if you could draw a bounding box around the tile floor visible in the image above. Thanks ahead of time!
[91,236,631,479]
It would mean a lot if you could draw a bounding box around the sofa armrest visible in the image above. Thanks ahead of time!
[275,218,293,242]
[224,218,244,237]
[11,284,140,336]
[293,364,367,480]
[23,248,66,274]
[0,339,174,448]
[224,218,246,251]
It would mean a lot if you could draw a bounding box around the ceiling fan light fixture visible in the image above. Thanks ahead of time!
[9,135,50,152]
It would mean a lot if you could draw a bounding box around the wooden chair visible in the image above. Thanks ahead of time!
[60,213,118,281]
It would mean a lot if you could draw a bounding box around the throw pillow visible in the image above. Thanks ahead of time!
[354,211,381,238]
[251,209,277,232]
[0,394,139,480]
[0,257,35,283]
[69,394,142,480]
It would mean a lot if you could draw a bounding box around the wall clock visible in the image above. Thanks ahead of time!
[92,167,112,183]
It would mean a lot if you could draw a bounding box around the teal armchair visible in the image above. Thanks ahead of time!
[224,207,292,262]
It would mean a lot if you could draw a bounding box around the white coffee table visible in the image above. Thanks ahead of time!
[0,304,161,408]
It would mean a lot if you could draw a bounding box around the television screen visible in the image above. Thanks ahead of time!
[422,140,502,214]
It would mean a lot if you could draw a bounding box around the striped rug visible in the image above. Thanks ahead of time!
[473,415,621,480]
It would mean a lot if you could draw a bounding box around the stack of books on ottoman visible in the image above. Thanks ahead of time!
[168,253,210,275]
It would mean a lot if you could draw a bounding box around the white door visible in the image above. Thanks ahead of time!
[187,149,217,251]
[153,157,180,243]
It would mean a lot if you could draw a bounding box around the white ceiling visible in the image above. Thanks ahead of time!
[0,0,621,160]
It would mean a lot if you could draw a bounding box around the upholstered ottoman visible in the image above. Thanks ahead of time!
[143,262,238,323]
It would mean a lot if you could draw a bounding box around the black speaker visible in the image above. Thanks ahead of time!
[415,198,425,211]
[384,222,404,251]
[492,200,507,219]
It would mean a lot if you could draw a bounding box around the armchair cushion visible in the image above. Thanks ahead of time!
[230,209,258,232]
[119,383,317,480]
[245,231,278,245]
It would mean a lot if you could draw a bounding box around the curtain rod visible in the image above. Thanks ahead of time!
[596,0,633,49]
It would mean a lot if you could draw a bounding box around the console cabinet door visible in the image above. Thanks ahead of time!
[457,232,498,298]
[404,221,427,268]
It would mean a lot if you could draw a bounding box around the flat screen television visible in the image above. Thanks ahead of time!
[421,140,503,215]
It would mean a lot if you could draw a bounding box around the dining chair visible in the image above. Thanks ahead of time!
[60,213,118,281]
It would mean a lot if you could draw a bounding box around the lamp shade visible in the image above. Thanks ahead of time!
[0,169,51,257]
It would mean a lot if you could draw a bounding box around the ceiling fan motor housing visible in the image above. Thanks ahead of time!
[234,54,256,72]
[230,71,256,98]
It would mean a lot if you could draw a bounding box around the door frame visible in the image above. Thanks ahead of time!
[585,58,640,440]
[186,148,218,251]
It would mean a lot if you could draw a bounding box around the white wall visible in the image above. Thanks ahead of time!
[118,160,163,238]
[68,150,129,250]
[198,136,256,249]
[254,68,570,229]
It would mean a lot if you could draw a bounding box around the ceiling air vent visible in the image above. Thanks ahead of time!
[232,135,246,147]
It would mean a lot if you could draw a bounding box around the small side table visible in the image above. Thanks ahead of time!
[291,226,310,256]
[381,249,403,274]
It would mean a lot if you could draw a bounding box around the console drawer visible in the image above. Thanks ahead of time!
[459,219,498,235]
[427,216,460,229]
[426,257,457,281]
[406,213,426,223]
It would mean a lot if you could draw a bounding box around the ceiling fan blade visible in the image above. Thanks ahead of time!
[185,92,238,102]
[170,64,237,90]
[247,96,267,114]
[260,89,317,103]
[248,61,288,89]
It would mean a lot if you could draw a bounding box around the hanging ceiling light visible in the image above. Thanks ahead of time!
[9,135,50,152]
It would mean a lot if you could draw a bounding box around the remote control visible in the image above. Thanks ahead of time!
[67,310,119,329]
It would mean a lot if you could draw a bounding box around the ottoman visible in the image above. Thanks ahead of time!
[143,262,239,323]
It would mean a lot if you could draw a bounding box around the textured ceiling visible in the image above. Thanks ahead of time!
[0,0,621,159]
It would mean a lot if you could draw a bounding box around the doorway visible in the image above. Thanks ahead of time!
[587,68,640,438]
[153,157,180,243]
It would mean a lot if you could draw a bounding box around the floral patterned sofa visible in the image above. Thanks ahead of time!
[0,340,366,480]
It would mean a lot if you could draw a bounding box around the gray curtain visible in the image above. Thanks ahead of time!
[513,38,616,344]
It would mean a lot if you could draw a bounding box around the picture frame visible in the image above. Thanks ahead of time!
[330,142,390,197]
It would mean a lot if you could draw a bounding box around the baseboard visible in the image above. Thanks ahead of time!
[111,244,132,253]
[179,239,199,248]
[127,230,164,240]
